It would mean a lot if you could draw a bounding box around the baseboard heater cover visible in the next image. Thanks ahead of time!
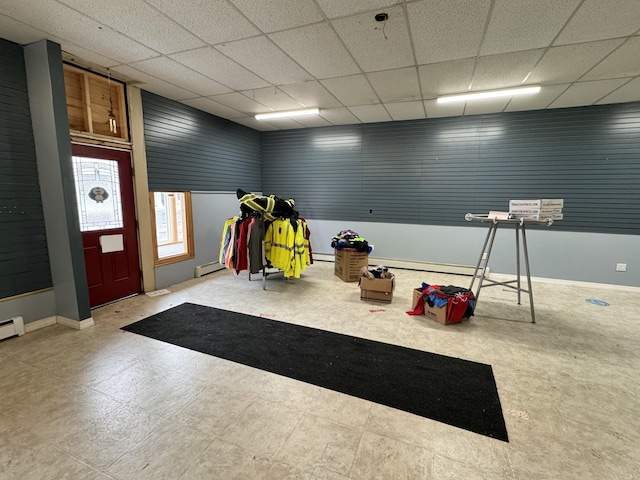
[195,261,224,278]
[0,316,25,341]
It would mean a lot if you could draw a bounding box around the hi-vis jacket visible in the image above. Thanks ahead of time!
[264,219,310,278]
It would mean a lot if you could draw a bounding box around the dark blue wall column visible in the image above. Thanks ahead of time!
[23,39,91,324]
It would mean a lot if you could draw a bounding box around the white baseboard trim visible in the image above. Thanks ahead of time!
[23,315,95,333]
[24,316,57,333]
[313,253,479,276]
[57,316,95,330]
[487,273,640,293]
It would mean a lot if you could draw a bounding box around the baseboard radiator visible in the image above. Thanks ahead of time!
[195,261,225,278]
[0,316,25,341]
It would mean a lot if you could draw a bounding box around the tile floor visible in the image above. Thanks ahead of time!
[1,260,639,479]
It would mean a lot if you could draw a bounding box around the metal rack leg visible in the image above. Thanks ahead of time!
[521,224,536,323]
[515,224,521,305]
[471,223,499,301]
[470,223,494,292]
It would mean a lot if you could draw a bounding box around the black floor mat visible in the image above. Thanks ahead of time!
[122,302,508,441]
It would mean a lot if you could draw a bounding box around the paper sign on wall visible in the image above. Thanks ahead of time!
[100,234,124,253]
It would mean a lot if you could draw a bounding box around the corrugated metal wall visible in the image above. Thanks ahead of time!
[0,38,52,299]
[142,91,261,192]
[262,102,640,235]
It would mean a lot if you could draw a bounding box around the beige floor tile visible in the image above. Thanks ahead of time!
[349,431,432,480]
[1,260,638,480]
[273,413,362,475]
[433,453,514,479]
[106,421,215,480]
[56,404,168,470]
[304,388,373,429]
[218,397,304,457]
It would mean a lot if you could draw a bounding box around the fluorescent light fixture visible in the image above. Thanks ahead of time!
[437,86,541,104]
[255,108,320,120]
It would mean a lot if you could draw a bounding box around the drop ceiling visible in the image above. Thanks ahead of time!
[1,0,639,131]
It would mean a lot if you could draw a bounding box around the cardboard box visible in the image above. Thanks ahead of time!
[360,276,394,303]
[540,199,564,208]
[412,288,468,325]
[509,199,541,209]
[334,248,368,282]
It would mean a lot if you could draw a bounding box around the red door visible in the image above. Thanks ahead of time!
[71,144,141,307]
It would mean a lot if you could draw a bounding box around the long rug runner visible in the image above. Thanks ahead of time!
[122,302,508,441]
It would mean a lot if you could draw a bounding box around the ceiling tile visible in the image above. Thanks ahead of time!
[242,87,303,112]
[180,97,245,119]
[229,0,323,33]
[471,50,544,91]
[385,101,426,121]
[319,107,361,125]
[139,81,199,101]
[332,5,414,72]
[208,92,271,114]
[548,79,630,109]
[480,0,580,55]
[463,98,511,116]
[596,78,640,105]
[581,37,640,81]
[269,22,360,79]
[216,36,313,85]
[0,0,158,63]
[170,47,270,91]
[554,0,640,46]
[349,104,391,123]
[129,57,231,96]
[408,0,491,65]
[286,115,332,128]
[526,40,624,85]
[424,99,465,118]
[316,0,401,19]
[232,116,280,131]
[111,64,198,99]
[145,0,260,45]
[61,43,120,69]
[418,58,475,97]
[58,0,206,54]
[504,84,571,112]
[279,81,342,108]
[321,75,379,106]
[0,13,53,45]
[367,67,421,103]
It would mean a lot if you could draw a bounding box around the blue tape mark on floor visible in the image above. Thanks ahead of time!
[586,298,610,306]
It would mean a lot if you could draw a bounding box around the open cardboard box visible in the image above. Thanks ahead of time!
[360,276,394,303]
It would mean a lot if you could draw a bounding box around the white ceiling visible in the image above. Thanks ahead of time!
[1,0,639,131]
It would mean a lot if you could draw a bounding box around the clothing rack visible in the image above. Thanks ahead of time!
[464,213,553,323]
[245,238,282,290]
[218,190,311,290]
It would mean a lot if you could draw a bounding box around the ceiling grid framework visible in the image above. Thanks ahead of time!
[0,0,639,130]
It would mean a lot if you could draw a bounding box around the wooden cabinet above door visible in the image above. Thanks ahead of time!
[64,64,129,145]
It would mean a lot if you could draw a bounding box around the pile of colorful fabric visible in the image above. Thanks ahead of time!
[407,283,475,323]
[331,230,372,253]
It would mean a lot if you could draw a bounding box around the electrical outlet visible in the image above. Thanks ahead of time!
[616,263,627,272]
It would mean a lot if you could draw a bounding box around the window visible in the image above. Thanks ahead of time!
[150,192,195,265]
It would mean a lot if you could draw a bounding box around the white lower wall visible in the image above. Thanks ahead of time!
[153,197,639,289]
[308,219,639,287]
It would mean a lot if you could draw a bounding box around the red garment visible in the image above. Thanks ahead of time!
[234,217,251,274]
[406,284,474,323]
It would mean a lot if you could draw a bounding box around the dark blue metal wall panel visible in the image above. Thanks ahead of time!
[262,102,640,234]
[0,38,52,298]
[142,91,261,192]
